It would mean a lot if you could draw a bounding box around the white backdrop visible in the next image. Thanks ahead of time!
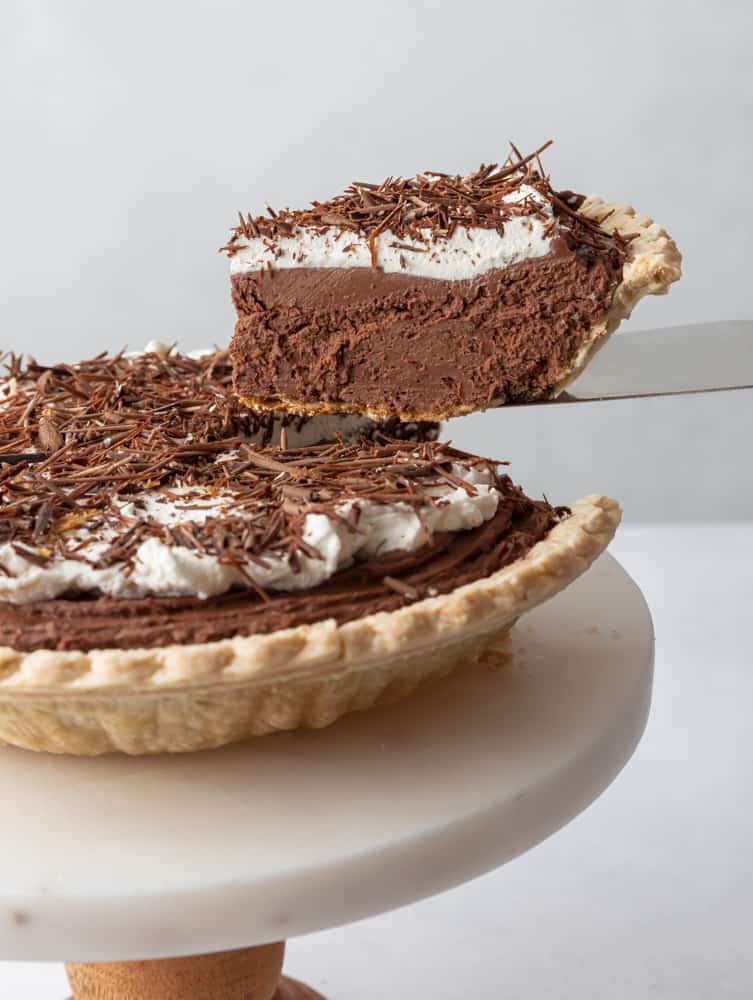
[1,0,751,518]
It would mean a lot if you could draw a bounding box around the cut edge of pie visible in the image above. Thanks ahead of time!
[235,197,681,423]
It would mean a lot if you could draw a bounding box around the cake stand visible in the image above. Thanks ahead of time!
[0,552,653,998]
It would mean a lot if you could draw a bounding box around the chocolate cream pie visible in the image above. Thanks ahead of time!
[0,347,619,755]
[224,141,681,421]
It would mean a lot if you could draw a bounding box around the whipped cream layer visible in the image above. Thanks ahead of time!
[229,185,555,282]
[0,464,499,604]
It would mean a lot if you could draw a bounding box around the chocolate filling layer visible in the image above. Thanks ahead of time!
[0,500,560,653]
[230,246,622,417]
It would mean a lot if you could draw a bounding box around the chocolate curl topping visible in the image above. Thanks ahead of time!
[220,140,626,263]
[0,350,498,575]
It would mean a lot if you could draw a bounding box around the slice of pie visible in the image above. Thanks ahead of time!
[223,141,681,422]
[0,347,619,755]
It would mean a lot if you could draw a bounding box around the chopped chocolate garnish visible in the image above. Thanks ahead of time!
[0,453,46,466]
[221,141,626,263]
[37,417,64,454]
[0,349,469,579]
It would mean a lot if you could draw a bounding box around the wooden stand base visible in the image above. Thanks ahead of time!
[66,943,326,999]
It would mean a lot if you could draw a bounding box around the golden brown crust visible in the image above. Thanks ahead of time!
[239,393,411,421]
[0,496,620,754]
[238,198,682,423]
[551,196,683,396]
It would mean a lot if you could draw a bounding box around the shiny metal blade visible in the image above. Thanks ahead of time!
[546,321,753,404]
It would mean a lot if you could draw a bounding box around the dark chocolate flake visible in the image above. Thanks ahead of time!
[221,140,626,268]
[0,350,492,582]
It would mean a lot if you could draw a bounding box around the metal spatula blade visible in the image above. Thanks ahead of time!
[539,321,753,405]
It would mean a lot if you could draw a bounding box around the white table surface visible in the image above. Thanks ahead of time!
[4,523,752,998]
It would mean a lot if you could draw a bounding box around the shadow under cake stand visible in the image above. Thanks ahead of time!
[0,552,653,998]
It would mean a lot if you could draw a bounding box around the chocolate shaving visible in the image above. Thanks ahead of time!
[221,140,626,267]
[0,453,46,466]
[32,499,53,543]
[382,575,420,600]
[38,417,64,454]
[0,351,486,587]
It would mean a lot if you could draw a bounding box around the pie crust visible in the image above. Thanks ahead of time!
[551,196,683,397]
[0,495,620,755]
[237,197,682,422]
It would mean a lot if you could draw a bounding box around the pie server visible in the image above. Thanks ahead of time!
[542,320,753,405]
